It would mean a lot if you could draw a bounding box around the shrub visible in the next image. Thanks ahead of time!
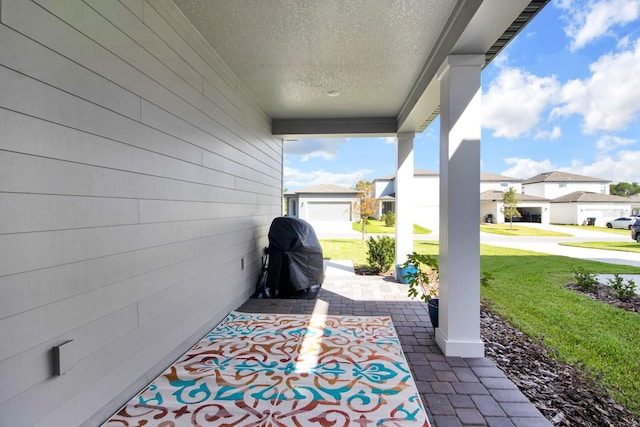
[383,211,396,227]
[366,236,395,272]
[607,274,636,302]
[572,267,597,292]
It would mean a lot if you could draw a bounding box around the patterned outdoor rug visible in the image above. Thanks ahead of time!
[103,311,430,426]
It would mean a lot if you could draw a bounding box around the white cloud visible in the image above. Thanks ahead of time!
[551,38,640,133]
[560,150,640,182]
[594,135,636,152]
[501,158,555,179]
[501,151,640,183]
[557,0,640,51]
[482,67,560,138]
[534,126,562,140]
[284,138,346,161]
[283,166,372,190]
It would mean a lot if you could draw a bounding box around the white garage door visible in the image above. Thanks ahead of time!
[584,209,625,219]
[307,202,351,221]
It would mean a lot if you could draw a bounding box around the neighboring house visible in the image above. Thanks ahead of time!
[480,190,551,224]
[374,171,523,228]
[522,171,610,198]
[373,170,439,229]
[630,194,640,215]
[285,184,362,223]
[374,169,632,226]
[480,172,523,194]
[551,192,633,227]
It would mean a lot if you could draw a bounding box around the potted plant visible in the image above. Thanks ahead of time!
[401,252,440,327]
[401,252,493,329]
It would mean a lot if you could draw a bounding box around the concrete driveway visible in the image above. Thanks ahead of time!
[313,221,640,268]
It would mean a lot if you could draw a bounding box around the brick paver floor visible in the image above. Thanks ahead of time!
[238,266,552,427]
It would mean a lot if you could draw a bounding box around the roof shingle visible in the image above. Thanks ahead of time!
[551,191,630,203]
[522,171,610,185]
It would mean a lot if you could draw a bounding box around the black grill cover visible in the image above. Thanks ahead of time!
[266,217,324,295]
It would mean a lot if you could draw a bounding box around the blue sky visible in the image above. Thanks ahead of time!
[283,0,640,191]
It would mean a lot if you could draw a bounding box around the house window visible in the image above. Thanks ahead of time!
[500,182,508,187]
[559,183,567,188]
[601,185,606,194]
[292,203,297,216]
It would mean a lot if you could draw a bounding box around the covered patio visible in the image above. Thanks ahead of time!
[104,263,551,426]
[0,0,550,425]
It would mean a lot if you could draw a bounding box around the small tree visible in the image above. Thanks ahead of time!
[502,187,521,229]
[354,180,377,240]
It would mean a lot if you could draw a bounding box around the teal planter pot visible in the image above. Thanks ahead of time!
[396,264,418,284]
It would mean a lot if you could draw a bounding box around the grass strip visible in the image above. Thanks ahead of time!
[557,224,631,235]
[480,224,572,236]
[352,219,431,234]
[479,245,640,417]
[559,241,640,253]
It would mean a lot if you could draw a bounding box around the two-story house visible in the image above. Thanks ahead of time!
[523,172,631,226]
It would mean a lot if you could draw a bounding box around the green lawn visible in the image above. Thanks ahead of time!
[557,224,631,235]
[352,219,431,234]
[559,241,640,253]
[320,239,369,268]
[320,239,440,268]
[480,223,572,237]
[319,238,640,416]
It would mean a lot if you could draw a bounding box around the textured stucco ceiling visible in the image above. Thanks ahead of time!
[172,0,455,120]
[171,0,547,135]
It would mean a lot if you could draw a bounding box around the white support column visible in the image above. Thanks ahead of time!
[395,132,415,272]
[436,55,485,357]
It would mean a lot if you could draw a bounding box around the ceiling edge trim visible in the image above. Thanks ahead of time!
[396,0,481,132]
[272,118,397,139]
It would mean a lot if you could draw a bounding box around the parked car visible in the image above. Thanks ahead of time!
[606,217,637,229]
[632,219,640,243]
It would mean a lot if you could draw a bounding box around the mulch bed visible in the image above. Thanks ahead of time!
[481,280,640,426]
[566,281,640,313]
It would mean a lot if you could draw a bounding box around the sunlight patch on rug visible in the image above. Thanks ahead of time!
[102,311,431,426]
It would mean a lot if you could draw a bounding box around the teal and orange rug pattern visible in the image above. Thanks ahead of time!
[103,311,431,426]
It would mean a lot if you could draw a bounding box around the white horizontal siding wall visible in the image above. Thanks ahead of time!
[374,179,393,198]
[524,182,607,199]
[413,175,439,229]
[0,1,281,426]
